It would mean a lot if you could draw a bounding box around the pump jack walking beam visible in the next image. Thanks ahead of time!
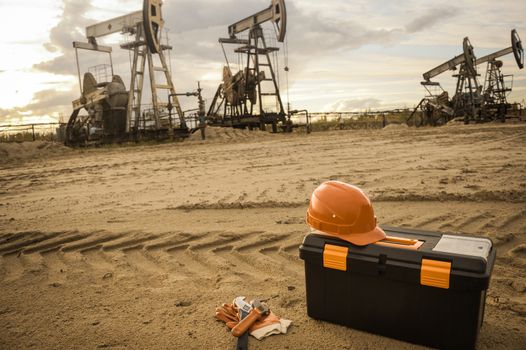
[475,29,523,69]
[86,11,143,41]
[228,0,287,42]
[423,38,477,83]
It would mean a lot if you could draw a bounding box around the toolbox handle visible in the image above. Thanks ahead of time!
[374,236,424,250]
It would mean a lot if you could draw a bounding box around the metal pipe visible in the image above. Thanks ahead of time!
[290,109,310,133]
[220,41,231,71]
[75,47,83,94]
[109,52,114,76]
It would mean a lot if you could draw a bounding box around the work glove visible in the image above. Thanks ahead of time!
[215,301,292,340]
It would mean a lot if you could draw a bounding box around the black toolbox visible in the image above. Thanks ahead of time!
[299,226,496,350]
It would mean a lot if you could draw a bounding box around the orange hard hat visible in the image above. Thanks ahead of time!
[306,181,386,246]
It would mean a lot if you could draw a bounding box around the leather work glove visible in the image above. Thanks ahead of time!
[215,302,292,340]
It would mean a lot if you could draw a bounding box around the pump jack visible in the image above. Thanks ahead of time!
[66,0,188,146]
[409,38,478,126]
[207,0,292,133]
[475,29,524,121]
[411,38,490,125]
[411,32,524,126]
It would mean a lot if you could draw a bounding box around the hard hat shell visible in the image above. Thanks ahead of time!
[306,181,386,246]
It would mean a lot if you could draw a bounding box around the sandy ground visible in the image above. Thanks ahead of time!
[0,124,525,349]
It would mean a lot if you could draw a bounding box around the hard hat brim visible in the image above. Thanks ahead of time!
[312,225,386,246]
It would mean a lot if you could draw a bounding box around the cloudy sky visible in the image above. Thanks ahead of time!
[0,0,525,124]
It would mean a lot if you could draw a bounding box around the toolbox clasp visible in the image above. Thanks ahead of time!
[421,259,451,289]
[323,244,349,271]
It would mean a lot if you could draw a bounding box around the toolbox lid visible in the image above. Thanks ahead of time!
[299,226,496,291]
[433,235,492,261]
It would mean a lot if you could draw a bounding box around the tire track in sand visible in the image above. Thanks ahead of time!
[0,229,305,285]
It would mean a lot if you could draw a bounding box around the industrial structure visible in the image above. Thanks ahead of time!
[410,37,479,126]
[206,0,296,132]
[410,30,523,126]
[475,29,524,121]
[65,0,192,146]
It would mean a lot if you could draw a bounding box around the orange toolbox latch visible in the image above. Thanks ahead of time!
[323,244,349,271]
[420,259,452,289]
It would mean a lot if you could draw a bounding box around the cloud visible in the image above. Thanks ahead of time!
[286,3,458,57]
[0,88,77,124]
[33,0,94,75]
[0,108,23,124]
[288,10,403,54]
[163,0,264,33]
[405,7,459,34]
[46,0,92,52]
[324,98,383,112]
[24,89,77,116]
